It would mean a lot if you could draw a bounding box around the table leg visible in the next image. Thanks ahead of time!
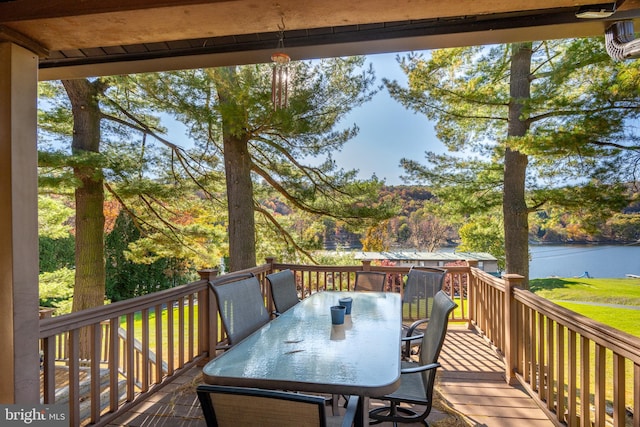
[356,396,370,427]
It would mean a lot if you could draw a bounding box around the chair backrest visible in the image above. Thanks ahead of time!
[403,267,446,320]
[418,291,457,404]
[209,273,270,346]
[354,271,386,292]
[266,269,300,314]
[197,385,327,427]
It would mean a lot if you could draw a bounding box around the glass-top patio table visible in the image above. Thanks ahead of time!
[202,291,402,426]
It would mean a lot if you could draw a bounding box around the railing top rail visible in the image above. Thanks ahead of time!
[237,264,272,276]
[513,287,640,363]
[272,263,469,275]
[39,280,208,338]
[272,263,367,273]
[470,268,505,289]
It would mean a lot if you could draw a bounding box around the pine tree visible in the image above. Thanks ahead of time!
[389,39,640,286]
[135,58,398,270]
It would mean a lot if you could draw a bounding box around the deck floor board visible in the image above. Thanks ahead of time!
[437,325,554,426]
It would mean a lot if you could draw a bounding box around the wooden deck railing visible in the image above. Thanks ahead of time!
[468,268,640,427]
[39,258,639,427]
[39,279,210,427]
[265,258,471,322]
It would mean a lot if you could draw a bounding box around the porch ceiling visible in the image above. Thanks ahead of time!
[2,0,640,80]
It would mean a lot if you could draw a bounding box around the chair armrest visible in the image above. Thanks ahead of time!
[405,318,429,337]
[401,332,424,344]
[341,395,360,427]
[401,362,440,375]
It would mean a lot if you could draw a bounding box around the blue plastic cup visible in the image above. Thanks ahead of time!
[339,297,353,315]
[330,305,346,325]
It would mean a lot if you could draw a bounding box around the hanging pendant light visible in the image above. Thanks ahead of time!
[271,18,290,110]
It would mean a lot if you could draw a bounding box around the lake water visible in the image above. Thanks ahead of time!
[529,244,640,279]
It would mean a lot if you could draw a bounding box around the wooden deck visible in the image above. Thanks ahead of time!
[437,325,554,427]
[105,325,554,426]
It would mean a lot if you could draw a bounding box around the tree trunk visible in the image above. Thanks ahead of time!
[63,79,106,357]
[215,67,257,271]
[504,43,532,288]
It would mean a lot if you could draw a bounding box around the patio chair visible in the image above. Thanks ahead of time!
[369,291,457,426]
[353,271,386,292]
[401,267,446,358]
[209,272,270,349]
[266,269,300,315]
[196,385,360,427]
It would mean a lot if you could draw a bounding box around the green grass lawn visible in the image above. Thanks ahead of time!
[530,277,640,306]
[530,277,640,337]
[553,301,640,337]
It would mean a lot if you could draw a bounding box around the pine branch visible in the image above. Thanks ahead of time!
[105,182,202,258]
[254,204,318,264]
[251,165,330,216]
[251,136,350,201]
[100,104,221,202]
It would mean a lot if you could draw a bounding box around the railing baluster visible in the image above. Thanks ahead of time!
[155,303,163,384]
[634,363,639,427]
[178,298,185,368]
[496,286,502,346]
[523,306,531,384]
[580,335,591,425]
[613,353,626,427]
[568,329,577,426]
[141,308,149,393]
[503,275,516,384]
[188,294,195,361]
[594,343,606,426]
[537,313,545,400]
[545,317,555,412]
[69,329,80,427]
[126,313,135,401]
[530,309,538,391]
[487,288,496,342]
[167,299,175,375]
[90,323,101,423]
[109,317,119,412]
[518,302,525,377]
[557,324,565,422]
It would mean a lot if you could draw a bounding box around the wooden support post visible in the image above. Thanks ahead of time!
[465,261,479,329]
[198,268,219,359]
[265,257,276,271]
[503,273,524,385]
[0,42,40,404]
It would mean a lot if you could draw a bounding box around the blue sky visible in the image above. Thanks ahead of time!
[331,52,442,185]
